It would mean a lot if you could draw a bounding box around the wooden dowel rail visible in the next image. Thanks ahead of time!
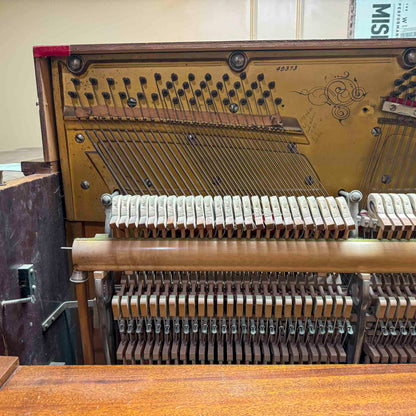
[72,237,416,273]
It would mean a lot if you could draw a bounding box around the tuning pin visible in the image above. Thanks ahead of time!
[137,92,145,100]
[391,91,401,97]
[154,73,161,81]
[172,97,179,105]
[206,98,213,106]
[398,85,408,92]
[240,71,247,80]
[222,73,229,82]
[205,73,212,81]
[199,80,207,89]
[275,97,282,105]
[123,77,130,85]
[84,92,93,100]
[257,73,264,81]
[106,77,115,86]
[394,79,404,86]
[177,88,185,97]
[70,78,80,86]
[234,81,241,90]
[195,89,202,97]
[268,81,275,89]
[228,89,235,97]
[403,72,412,80]
[210,89,218,98]
[182,81,190,90]
[257,98,264,106]
[240,98,247,106]
[223,97,230,106]
[151,93,158,101]
[216,81,223,90]
[102,92,110,100]
[262,90,271,98]
[89,77,98,86]
[169,73,177,82]
[139,76,147,85]
[251,81,258,90]
[118,92,127,99]
[189,97,196,106]
[68,91,78,98]
[245,90,253,97]
[188,73,195,82]
[166,81,173,89]
[162,88,169,97]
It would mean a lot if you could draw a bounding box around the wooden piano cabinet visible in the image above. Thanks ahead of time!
[1,364,416,415]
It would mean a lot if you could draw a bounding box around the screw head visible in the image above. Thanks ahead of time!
[67,55,84,74]
[80,180,90,190]
[228,51,248,72]
[75,133,85,143]
[144,178,152,187]
[101,193,112,206]
[403,48,416,67]
[389,104,397,111]
[229,103,239,113]
[381,174,392,184]
[371,127,382,137]
[305,176,314,185]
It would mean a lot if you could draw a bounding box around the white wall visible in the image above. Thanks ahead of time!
[0,0,350,152]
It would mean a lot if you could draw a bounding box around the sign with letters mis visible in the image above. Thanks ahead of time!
[350,0,416,38]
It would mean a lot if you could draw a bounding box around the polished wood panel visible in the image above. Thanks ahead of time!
[68,39,416,54]
[1,365,416,415]
[0,356,18,388]
[73,237,416,273]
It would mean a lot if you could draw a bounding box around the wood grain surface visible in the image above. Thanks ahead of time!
[0,365,416,415]
[0,356,18,388]
[67,38,416,54]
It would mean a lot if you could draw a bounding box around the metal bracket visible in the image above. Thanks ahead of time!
[0,163,22,186]
[42,298,96,332]
[1,264,36,307]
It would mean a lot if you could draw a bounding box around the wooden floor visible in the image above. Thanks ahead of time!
[1,362,416,415]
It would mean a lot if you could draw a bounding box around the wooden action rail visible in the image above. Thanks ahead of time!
[72,237,416,273]
[1,363,416,415]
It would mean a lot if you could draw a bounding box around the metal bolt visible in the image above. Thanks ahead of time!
[80,180,90,190]
[305,176,314,185]
[187,133,196,143]
[101,193,112,206]
[371,127,382,137]
[229,103,239,113]
[389,104,397,111]
[67,55,84,74]
[381,174,392,184]
[75,133,85,143]
[145,178,152,187]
